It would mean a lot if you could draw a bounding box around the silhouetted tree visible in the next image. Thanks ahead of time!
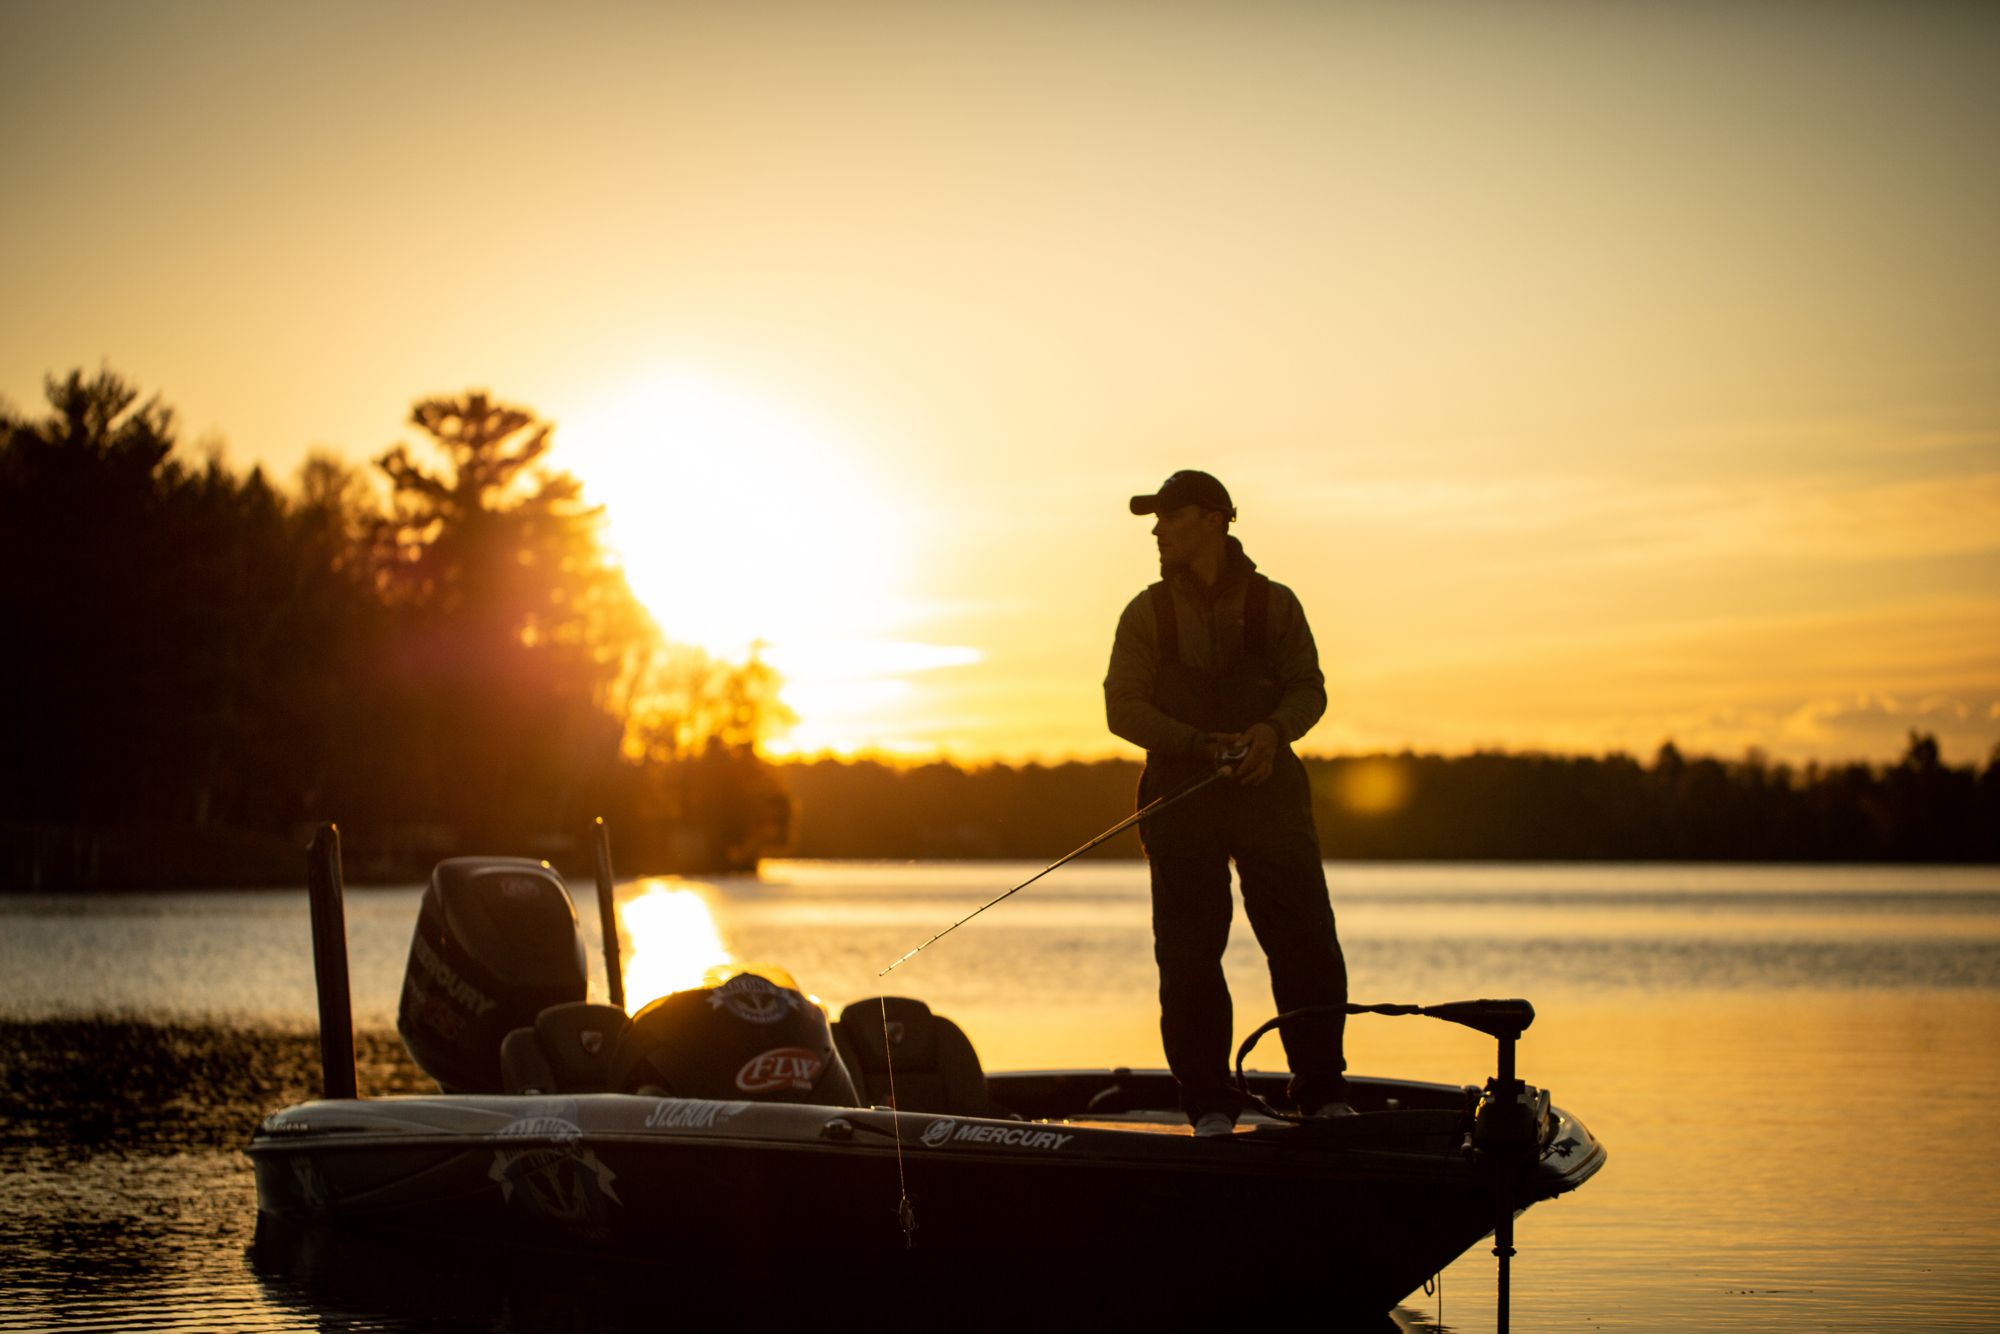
[7,366,1991,883]
[1,368,187,825]
[1,371,394,857]
[774,740,1998,863]
[360,388,792,864]
[3,370,800,884]
[368,392,639,844]
[620,645,793,762]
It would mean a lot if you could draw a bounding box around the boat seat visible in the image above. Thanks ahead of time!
[834,996,992,1116]
[499,1002,632,1095]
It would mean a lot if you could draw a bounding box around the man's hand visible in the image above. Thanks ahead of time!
[1231,723,1279,786]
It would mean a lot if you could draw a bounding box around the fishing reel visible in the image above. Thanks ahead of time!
[1209,738,1251,773]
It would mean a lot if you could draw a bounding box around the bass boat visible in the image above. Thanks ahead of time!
[249,826,1606,1320]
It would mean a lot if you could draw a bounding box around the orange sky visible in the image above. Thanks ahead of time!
[4,1,1995,765]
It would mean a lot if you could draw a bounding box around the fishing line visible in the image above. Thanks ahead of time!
[869,754,1240,1252]
[879,995,916,1247]
[878,760,1237,976]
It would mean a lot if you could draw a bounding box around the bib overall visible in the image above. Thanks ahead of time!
[1137,575,1348,1119]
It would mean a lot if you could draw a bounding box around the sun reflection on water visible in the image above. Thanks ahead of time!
[617,880,733,1013]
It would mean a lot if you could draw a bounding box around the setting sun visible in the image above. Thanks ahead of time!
[559,371,983,754]
[562,373,900,659]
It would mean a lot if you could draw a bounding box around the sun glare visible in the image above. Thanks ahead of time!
[562,372,980,753]
[618,881,734,1013]
[563,373,901,659]
[1331,758,1413,816]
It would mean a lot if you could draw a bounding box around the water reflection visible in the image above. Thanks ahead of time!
[0,1018,428,1333]
[5,865,1999,1330]
[615,880,732,1012]
[250,1216,1428,1331]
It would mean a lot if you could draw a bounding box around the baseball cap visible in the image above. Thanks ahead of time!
[1129,469,1235,519]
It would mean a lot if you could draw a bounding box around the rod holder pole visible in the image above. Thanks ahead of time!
[1492,1028,1520,1332]
[592,817,624,1010]
[305,823,358,1100]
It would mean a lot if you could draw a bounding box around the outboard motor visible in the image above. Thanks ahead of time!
[607,965,858,1106]
[398,856,588,1093]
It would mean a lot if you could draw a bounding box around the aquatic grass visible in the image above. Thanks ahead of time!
[0,1020,431,1152]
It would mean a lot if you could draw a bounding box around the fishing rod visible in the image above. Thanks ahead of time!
[879,749,1244,976]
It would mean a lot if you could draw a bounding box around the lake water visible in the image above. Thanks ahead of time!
[3,861,1999,1331]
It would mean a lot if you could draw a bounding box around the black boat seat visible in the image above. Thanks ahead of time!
[834,996,992,1116]
[499,1002,632,1095]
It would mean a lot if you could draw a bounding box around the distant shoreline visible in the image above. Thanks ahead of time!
[4,844,1995,896]
[8,738,1995,890]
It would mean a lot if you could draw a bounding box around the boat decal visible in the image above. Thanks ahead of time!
[408,988,467,1041]
[706,973,801,1025]
[495,874,547,899]
[290,1156,328,1209]
[261,1112,313,1134]
[408,934,499,1017]
[489,1099,621,1224]
[919,1118,1074,1152]
[735,1046,823,1093]
[644,1097,751,1130]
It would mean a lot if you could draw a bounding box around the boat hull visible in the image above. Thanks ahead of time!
[249,1074,1605,1313]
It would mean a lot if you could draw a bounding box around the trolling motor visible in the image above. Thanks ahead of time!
[1232,997,1541,1136]
[1233,998,1548,1334]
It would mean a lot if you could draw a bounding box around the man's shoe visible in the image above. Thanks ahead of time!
[1309,1101,1359,1119]
[1192,1112,1236,1138]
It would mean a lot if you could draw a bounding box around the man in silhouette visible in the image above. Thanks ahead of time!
[1105,470,1350,1137]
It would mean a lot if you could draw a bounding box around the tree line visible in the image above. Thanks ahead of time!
[1,368,787,888]
[5,367,1992,889]
[777,736,1999,863]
